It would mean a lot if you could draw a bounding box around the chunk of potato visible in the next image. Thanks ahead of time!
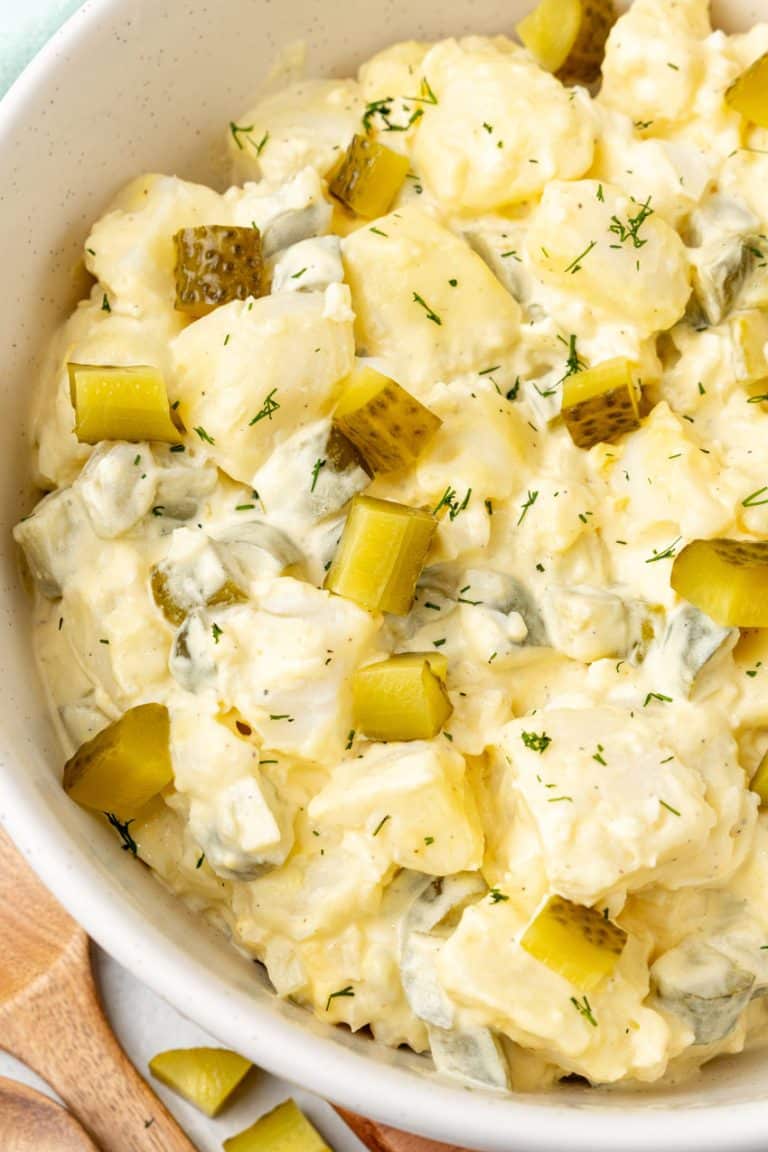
[330,135,409,218]
[726,51,768,129]
[353,653,453,741]
[333,364,441,473]
[521,895,627,991]
[63,703,172,817]
[671,539,768,628]
[223,1099,330,1152]
[148,1047,252,1117]
[561,358,640,449]
[68,363,179,444]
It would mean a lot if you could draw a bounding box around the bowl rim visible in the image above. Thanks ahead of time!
[2,3,768,1149]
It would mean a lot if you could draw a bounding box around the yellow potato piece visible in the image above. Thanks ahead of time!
[224,1099,331,1152]
[353,653,453,741]
[521,895,627,992]
[149,1047,252,1117]
[63,703,172,817]
[330,134,409,218]
[561,358,640,449]
[517,0,617,86]
[671,539,768,628]
[333,364,441,473]
[726,51,768,129]
[68,363,179,445]
[325,495,435,615]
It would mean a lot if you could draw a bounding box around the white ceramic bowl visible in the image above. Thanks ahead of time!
[1,2,767,1148]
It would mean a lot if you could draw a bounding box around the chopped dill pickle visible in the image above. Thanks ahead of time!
[750,753,768,805]
[174,225,265,318]
[329,134,410,219]
[333,364,442,473]
[671,539,768,628]
[63,703,172,817]
[725,52,768,129]
[521,895,628,992]
[149,1048,252,1117]
[353,653,453,741]
[517,0,617,86]
[223,1099,330,1152]
[150,565,246,628]
[68,363,179,444]
[561,357,640,449]
[325,494,436,615]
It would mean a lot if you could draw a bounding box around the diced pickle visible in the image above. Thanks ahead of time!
[517,0,617,86]
[325,494,436,615]
[520,895,628,992]
[329,134,410,219]
[671,539,768,628]
[68,363,179,444]
[63,703,172,817]
[561,358,640,450]
[751,753,768,805]
[729,309,768,382]
[223,1099,330,1152]
[150,565,246,628]
[725,52,768,129]
[174,225,265,318]
[652,940,755,1045]
[352,653,453,741]
[333,364,442,473]
[148,1048,252,1117]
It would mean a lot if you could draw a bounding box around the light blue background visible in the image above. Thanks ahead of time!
[0,0,82,96]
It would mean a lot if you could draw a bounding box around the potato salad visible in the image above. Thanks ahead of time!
[16,0,768,1093]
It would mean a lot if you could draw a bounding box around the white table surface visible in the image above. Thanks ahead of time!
[0,4,366,1148]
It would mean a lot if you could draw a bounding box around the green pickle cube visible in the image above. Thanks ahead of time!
[325,494,436,615]
[561,357,640,450]
[150,565,247,628]
[63,703,173,817]
[330,135,410,219]
[148,1047,252,1118]
[223,1099,331,1152]
[353,652,453,741]
[174,225,265,318]
[521,895,628,991]
[68,363,179,444]
[333,364,442,474]
[517,0,617,86]
[672,539,768,628]
[726,51,768,129]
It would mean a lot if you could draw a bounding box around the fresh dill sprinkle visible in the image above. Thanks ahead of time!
[86,246,96,256]
[485,498,493,516]
[667,61,680,70]
[151,505,165,517]
[372,815,391,837]
[479,365,501,375]
[746,662,762,679]
[412,291,442,325]
[269,713,294,722]
[291,267,308,280]
[229,122,269,154]
[433,638,447,648]
[449,278,458,287]
[609,196,654,250]
[424,602,442,611]
[58,617,64,631]
[501,250,522,261]
[369,227,389,237]
[424,835,435,845]
[592,744,607,766]
[506,377,521,401]
[259,759,278,766]
[634,119,654,129]
[522,730,551,754]
[345,730,355,751]
[547,796,574,803]
[488,651,497,664]
[105,812,137,856]
[194,426,215,445]
[196,852,206,869]
[489,888,509,904]
[310,457,327,492]
[249,388,280,425]
[133,454,141,465]
[211,623,223,644]
[660,799,681,816]
[644,691,673,707]
[596,184,605,201]
[748,393,768,404]
[571,995,598,1027]
[235,503,255,511]
[170,443,185,453]
[517,489,539,526]
[433,486,471,520]
[558,333,587,383]
[743,487,768,507]
[101,293,111,312]
[411,76,438,104]
[645,537,681,563]
[564,240,597,275]
[326,985,355,1011]
[578,511,593,524]
[223,333,231,346]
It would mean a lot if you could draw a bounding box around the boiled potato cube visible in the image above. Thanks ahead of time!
[148,1047,252,1117]
[330,135,409,218]
[671,539,768,628]
[726,51,768,129]
[562,358,640,449]
[521,895,627,991]
[223,1099,330,1152]
[517,0,617,85]
[353,653,453,740]
[333,364,441,473]
[174,225,265,317]
[325,495,435,615]
[68,363,179,444]
[63,703,172,817]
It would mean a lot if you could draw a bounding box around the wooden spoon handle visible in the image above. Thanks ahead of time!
[2,933,198,1152]
[335,1107,468,1152]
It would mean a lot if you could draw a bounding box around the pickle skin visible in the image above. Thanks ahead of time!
[521,895,628,992]
[353,653,453,741]
[174,225,265,318]
[726,52,768,129]
[671,539,768,628]
[150,565,247,627]
[63,703,173,817]
[148,1047,252,1117]
[561,358,640,449]
[68,363,179,444]
[517,0,617,87]
[333,364,442,473]
[223,1098,331,1152]
[325,494,436,615]
[329,134,410,219]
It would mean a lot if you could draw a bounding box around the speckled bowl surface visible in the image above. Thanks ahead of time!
[0,2,767,1148]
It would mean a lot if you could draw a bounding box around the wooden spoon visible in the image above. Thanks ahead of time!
[337,1107,467,1152]
[0,826,198,1151]
[0,1076,99,1152]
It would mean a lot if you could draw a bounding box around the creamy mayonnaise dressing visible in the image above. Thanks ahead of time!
[15,0,768,1091]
